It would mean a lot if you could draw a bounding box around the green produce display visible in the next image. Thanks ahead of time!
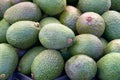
[0,0,120,79]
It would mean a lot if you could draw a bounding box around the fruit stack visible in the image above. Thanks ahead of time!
[0,0,120,80]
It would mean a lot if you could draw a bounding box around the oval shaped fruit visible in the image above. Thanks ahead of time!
[4,2,41,24]
[65,55,97,80]
[39,23,75,49]
[69,34,104,60]
[40,17,60,28]
[97,53,120,80]
[0,0,12,19]
[102,10,120,41]
[105,39,120,54]
[76,12,105,37]
[78,0,111,14]
[60,6,81,33]
[31,50,64,80]
[0,19,10,43]
[0,43,18,80]
[19,46,46,75]
[33,0,66,15]
[6,21,40,49]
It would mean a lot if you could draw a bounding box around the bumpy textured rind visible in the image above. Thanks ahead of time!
[6,21,39,49]
[65,55,97,80]
[102,11,120,41]
[19,46,46,74]
[4,2,41,24]
[69,34,104,60]
[0,19,10,43]
[76,12,105,37]
[40,17,60,28]
[78,0,111,14]
[105,39,120,54]
[111,0,120,11]
[97,53,120,80]
[0,43,18,80]
[39,23,75,49]
[60,6,81,33]
[31,50,64,80]
[33,0,66,15]
[0,0,12,19]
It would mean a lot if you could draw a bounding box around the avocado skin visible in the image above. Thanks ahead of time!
[0,0,12,20]
[31,50,64,80]
[6,21,40,49]
[40,17,60,28]
[65,55,97,80]
[97,53,120,80]
[33,0,66,15]
[60,6,81,33]
[19,46,45,75]
[69,34,104,60]
[78,0,111,14]
[39,23,75,49]
[102,11,120,41]
[0,43,18,80]
[0,19,10,43]
[4,2,41,24]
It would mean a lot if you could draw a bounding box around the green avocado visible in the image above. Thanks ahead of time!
[31,50,64,80]
[76,12,105,37]
[105,39,120,54]
[65,55,97,80]
[97,53,120,80]
[0,0,12,19]
[6,21,40,49]
[69,34,104,60]
[77,0,111,14]
[33,0,66,15]
[40,17,60,28]
[0,19,10,43]
[102,10,120,41]
[39,23,75,49]
[4,2,41,24]
[60,6,81,33]
[0,43,18,80]
[19,46,46,75]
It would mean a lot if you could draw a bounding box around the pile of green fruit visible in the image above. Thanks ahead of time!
[0,0,120,80]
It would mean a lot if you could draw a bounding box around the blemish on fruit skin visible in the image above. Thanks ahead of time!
[86,16,92,22]
[68,38,73,44]
[0,74,6,79]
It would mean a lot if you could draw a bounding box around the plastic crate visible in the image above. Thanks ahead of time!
[8,72,70,80]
